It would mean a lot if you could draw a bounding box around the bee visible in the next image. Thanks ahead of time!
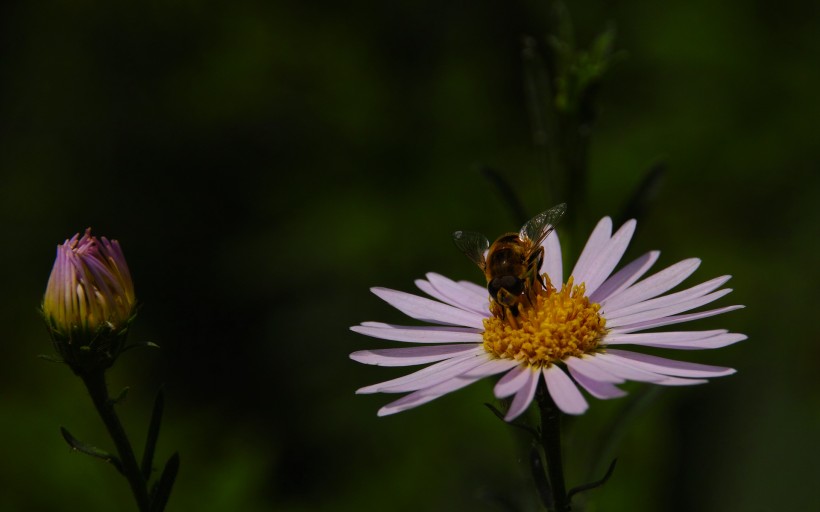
[453,203,566,317]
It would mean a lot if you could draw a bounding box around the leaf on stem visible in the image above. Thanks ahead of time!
[483,403,539,438]
[568,458,618,501]
[37,354,64,364]
[552,22,623,114]
[60,426,124,474]
[149,452,180,512]
[121,341,161,354]
[530,445,554,509]
[478,166,529,227]
[141,388,165,481]
[617,161,666,227]
[521,35,565,204]
[110,386,130,405]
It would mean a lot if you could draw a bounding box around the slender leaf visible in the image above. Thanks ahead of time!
[530,446,554,509]
[483,403,539,438]
[37,354,64,364]
[479,166,529,227]
[617,161,666,226]
[569,458,618,500]
[121,341,161,354]
[149,452,180,512]
[111,386,130,405]
[588,386,661,481]
[60,426,123,474]
[141,388,165,481]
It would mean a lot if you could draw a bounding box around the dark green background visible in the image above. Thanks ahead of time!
[1,1,817,510]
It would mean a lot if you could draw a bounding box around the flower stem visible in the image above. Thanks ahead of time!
[81,370,150,512]
[538,388,570,512]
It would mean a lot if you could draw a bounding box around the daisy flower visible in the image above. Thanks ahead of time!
[350,216,745,420]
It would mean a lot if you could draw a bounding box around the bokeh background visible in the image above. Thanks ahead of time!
[1,0,818,510]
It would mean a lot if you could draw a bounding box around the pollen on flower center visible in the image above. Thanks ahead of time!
[482,277,607,367]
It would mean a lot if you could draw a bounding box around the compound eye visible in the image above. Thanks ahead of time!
[487,280,500,298]
[488,275,524,298]
[503,275,524,295]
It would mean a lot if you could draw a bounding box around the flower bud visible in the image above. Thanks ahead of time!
[43,229,136,373]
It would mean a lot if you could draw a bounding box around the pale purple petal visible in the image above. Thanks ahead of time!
[603,276,731,319]
[458,280,491,300]
[589,352,711,386]
[605,289,733,328]
[371,287,485,328]
[653,377,709,386]
[600,258,701,311]
[543,365,588,415]
[580,220,636,296]
[605,329,728,343]
[564,356,624,383]
[604,331,746,350]
[605,349,736,378]
[367,353,490,393]
[568,366,627,399]
[590,251,660,303]
[612,305,745,333]
[416,273,489,314]
[636,333,748,350]
[350,344,480,367]
[377,391,441,416]
[462,358,521,378]
[356,350,488,394]
[377,375,485,416]
[586,353,669,382]
[494,364,531,398]
[356,351,480,394]
[596,360,704,386]
[634,333,746,350]
[427,273,488,310]
[505,368,540,420]
[414,279,466,311]
[540,230,563,287]
[570,217,613,285]
[351,323,483,343]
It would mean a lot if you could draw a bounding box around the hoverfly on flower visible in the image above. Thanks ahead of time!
[453,203,566,321]
[351,212,744,420]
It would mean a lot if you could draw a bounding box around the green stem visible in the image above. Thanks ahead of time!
[538,389,570,512]
[81,370,150,512]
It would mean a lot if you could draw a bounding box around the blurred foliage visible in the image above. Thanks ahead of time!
[1,0,818,510]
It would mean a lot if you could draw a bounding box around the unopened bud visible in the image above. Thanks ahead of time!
[43,229,136,373]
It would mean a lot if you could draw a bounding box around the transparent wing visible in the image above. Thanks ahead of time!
[519,203,567,247]
[452,230,489,270]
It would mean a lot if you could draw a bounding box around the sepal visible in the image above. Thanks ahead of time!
[46,320,132,376]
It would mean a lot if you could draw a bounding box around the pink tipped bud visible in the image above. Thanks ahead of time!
[43,229,137,372]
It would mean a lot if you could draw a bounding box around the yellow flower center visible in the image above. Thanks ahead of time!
[482,277,607,367]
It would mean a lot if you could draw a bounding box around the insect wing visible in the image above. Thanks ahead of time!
[519,203,566,247]
[452,230,489,269]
